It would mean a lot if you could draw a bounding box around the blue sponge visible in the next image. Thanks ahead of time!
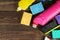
[30,2,44,15]
[40,0,46,2]
[52,30,60,38]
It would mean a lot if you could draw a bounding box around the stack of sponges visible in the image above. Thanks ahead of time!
[16,0,60,40]
[17,0,44,26]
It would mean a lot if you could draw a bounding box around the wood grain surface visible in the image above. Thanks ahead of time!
[0,25,44,40]
[0,0,44,40]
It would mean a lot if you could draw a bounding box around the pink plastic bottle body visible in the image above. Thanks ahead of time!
[33,0,60,26]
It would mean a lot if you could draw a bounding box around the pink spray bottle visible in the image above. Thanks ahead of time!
[32,0,60,28]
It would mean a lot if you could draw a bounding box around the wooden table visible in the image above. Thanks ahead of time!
[0,0,44,40]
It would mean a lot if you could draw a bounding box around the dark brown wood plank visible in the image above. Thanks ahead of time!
[0,25,44,40]
[0,11,19,24]
[0,1,17,11]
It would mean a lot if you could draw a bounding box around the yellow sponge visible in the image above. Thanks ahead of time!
[21,12,32,26]
[17,0,35,11]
